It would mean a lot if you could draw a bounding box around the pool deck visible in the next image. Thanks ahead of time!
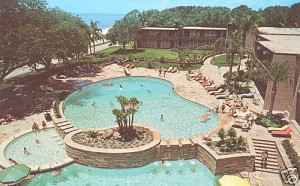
[1,56,300,186]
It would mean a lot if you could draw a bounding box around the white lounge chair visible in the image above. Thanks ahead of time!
[240,92,254,99]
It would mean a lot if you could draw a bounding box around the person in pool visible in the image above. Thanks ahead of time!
[24,147,28,155]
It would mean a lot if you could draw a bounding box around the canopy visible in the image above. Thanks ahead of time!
[219,175,250,186]
[0,164,31,184]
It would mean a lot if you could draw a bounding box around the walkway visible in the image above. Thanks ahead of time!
[4,41,112,80]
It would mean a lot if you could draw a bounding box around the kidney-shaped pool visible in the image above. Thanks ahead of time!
[63,77,219,138]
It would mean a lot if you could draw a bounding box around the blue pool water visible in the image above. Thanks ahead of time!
[25,159,219,186]
[4,128,68,166]
[63,77,219,138]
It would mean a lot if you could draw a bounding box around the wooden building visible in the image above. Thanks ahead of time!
[136,27,227,49]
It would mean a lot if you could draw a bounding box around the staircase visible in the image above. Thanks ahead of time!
[252,138,279,174]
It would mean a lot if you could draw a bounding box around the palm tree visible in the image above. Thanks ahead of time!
[227,127,237,141]
[90,20,104,53]
[225,30,243,85]
[218,128,226,143]
[251,60,294,118]
[116,95,128,111]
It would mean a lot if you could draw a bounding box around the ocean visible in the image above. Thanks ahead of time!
[76,13,125,29]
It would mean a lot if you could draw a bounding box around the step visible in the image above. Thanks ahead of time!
[64,127,78,134]
[254,147,277,153]
[253,143,277,149]
[57,122,71,127]
[255,157,278,163]
[60,125,74,130]
[254,167,279,174]
[252,140,276,145]
[252,138,276,144]
[255,149,278,156]
[255,160,278,167]
[255,162,278,169]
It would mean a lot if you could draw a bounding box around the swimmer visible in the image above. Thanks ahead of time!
[147,90,151,93]
[24,147,28,155]
[161,157,165,164]
[92,102,96,107]
[160,115,164,121]
[42,121,47,129]
[54,169,62,176]
[36,139,40,144]
[119,85,123,91]
[8,158,17,165]
[140,84,143,87]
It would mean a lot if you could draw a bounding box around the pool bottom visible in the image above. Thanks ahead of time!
[24,159,219,186]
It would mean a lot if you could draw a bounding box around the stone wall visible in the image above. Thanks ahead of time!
[156,137,255,175]
[195,138,255,175]
[64,125,161,168]
[156,138,196,160]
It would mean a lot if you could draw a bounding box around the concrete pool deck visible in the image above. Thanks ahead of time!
[1,57,300,186]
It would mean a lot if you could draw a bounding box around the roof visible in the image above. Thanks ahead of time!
[141,27,177,31]
[183,27,227,31]
[141,27,227,31]
[258,27,300,36]
[257,34,300,55]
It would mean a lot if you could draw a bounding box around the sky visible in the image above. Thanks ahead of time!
[47,0,298,14]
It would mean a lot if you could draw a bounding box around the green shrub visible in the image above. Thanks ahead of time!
[255,114,286,128]
[282,139,300,175]
[220,84,250,94]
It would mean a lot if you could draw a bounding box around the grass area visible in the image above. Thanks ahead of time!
[124,61,202,71]
[255,113,288,128]
[83,46,179,62]
[210,55,239,67]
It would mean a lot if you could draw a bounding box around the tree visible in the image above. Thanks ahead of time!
[218,128,226,143]
[90,20,104,53]
[251,60,294,118]
[112,96,140,139]
[108,9,142,51]
[261,6,290,27]
[227,127,237,141]
[288,3,300,27]
[225,30,243,85]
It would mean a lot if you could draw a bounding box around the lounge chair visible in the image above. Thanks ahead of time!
[202,80,214,86]
[124,67,131,76]
[271,127,292,137]
[240,92,254,99]
[232,122,243,128]
[215,92,230,99]
[233,111,251,117]
[268,125,289,132]
[215,90,229,96]
[171,67,178,73]
[167,67,173,72]
[129,64,136,69]
[209,88,224,95]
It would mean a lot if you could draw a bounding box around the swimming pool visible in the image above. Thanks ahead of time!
[24,159,219,186]
[63,77,219,138]
[4,128,69,166]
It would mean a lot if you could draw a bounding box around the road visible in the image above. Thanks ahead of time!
[4,41,112,80]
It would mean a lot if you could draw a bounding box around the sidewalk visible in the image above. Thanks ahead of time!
[4,41,112,80]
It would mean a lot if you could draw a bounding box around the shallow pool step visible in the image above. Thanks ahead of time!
[57,122,71,127]
[64,127,78,134]
[60,124,74,130]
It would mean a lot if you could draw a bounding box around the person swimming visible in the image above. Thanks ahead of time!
[119,85,123,91]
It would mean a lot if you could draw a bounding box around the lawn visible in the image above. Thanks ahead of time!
[84,46,179,62]
[210,55,239,67]
[123,61,202,71]
[82,45,211,63]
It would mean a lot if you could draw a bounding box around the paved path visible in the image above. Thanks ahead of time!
[4,41,112,80]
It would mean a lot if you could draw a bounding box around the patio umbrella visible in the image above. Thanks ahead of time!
[218,175,250,186]
[0,164,31,184]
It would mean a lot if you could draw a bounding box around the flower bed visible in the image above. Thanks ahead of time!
[71,126,153,149]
